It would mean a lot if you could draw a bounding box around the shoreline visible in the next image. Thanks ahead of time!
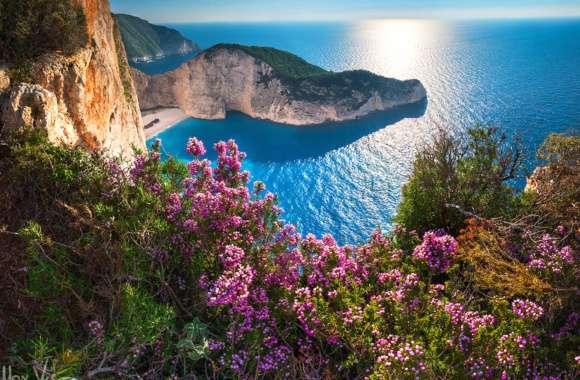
[142,107,190,139]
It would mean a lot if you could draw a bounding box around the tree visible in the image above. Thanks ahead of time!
[395,125,523,234]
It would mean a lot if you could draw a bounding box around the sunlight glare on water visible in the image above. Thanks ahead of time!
[352,19,448,79]
[148,19,580,244]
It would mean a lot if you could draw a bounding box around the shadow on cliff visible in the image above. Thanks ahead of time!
[153,98,427,163]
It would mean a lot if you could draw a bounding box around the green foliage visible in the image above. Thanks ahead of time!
[0,0,88,64]
[209,43,328,80]
[395,125,524,234]
[114,13,198,60]
[114,284,176,345]
[9,336,83,379]
[114,21,135,103]
[530,133,579,230]
[176,319,211,362]
[8,61,34,83]
[537,133,580,164]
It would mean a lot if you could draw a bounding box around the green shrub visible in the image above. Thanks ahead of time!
[113,284,176,345]
[0,0,88,63]
[530,133,579,230]
[395,125,524,234]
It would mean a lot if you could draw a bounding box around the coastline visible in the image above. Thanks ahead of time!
[142,107,190,139]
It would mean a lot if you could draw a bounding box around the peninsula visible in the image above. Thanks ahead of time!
[114,14,200,63]
[131,44,427,126]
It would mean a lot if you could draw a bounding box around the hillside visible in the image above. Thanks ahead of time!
[207,43,329,80]
[0,126,577,378]
[114,13,199,62]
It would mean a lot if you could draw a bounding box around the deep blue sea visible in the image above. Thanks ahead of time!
[140,19,580,244]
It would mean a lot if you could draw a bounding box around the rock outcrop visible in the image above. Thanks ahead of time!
[0,0,145,158]
[131,44,426,126]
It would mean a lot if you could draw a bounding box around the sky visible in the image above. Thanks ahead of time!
[110,0,580,23]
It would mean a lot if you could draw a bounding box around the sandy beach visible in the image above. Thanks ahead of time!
[142,107,190,139]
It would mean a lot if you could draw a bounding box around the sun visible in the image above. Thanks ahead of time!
[354,19,447,79]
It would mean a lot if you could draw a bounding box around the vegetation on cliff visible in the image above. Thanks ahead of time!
[206,44,329,80]
[0,126,577,378]
[0,0,88,63]
[396,126,525,235]
[206,44,423,106]
[114,14,199,62]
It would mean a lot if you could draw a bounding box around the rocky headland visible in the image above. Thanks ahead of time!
[131,44,427,126]
[114,14,200,63]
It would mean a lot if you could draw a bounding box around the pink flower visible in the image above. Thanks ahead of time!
[528,234,575,274]
[219,245,245,269]
[413,231,458,273]
[208,265,255,306]
[511,299,543,321]
[186,137,206,157]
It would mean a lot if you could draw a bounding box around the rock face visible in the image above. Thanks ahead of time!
[525,166,551,194]
[0,0,145,158]
[131,45,426,126]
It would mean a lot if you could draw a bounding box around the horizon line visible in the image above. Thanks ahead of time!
[123,5,580,24]
[157,14,580,24]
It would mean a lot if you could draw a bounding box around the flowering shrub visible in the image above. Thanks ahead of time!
[413,230,458,273]
[1,130,577,379]
[512,299,544,321]
[528,234,575,274]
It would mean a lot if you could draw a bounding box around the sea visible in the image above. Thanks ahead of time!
[139,19,580,245]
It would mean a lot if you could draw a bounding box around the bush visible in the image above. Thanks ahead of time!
[395,125,524,235]
[0,129,577,378]
[0,0,88,63]
[530,133,579,231]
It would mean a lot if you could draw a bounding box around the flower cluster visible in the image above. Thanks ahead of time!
[207,265,255,307]
[120,136,577,378]
[464,357,493,379]
[186,137,206,157]
[129,154,147,180]
[442,301,496,353]
[375,270,420,303]
[528,234,575,274]
[413,231,458,272]
[512,299,544,321]
[374,335,426,376]
[87,320,104,345]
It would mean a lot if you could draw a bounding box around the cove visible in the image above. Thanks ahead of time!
[148,101,427,244]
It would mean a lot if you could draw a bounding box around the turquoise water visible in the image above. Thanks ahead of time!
[143,19,580,244]
[131,51,198,75]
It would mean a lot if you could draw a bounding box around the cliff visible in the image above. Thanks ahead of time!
[131,44,427,125]
[0,0,145,158]
[114,14,199,63]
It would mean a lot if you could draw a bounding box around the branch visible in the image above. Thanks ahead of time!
[500,147,521,181]
[86,367,116,378]
[445,203,486,221]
